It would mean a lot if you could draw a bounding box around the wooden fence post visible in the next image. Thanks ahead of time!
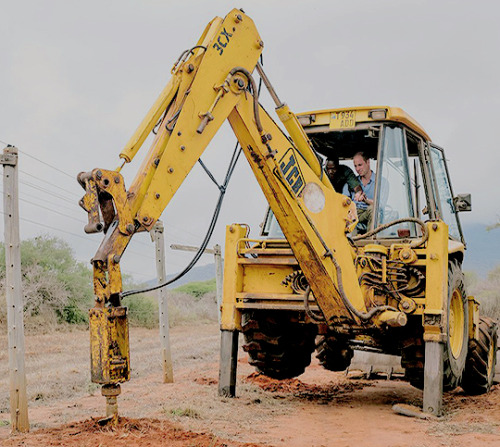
[152,221,174,383]
[2,146,29,432]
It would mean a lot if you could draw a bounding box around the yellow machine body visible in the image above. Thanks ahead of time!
[78,8,494,412]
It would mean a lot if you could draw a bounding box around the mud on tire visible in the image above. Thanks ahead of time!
[461,317,498,395]
[316,335,353,372]
[242,311,317,380]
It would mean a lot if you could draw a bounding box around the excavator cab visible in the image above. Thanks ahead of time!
[263,106,469,244]
[299,106,469,242]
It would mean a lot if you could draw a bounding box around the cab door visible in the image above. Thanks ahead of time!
[373,125,417,237]
[426,144,465,243]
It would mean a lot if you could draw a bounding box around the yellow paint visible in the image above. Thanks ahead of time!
[423,221,449,342]
[275,104,331,189]
[135,10,263,229]
[80,8,482,389]
[297,106,431,141]
[241,264,296,294]
[468,296,480,340]
[221,225,246,330]
[449,288,465,358]
[228,92,366,324]
[89,307,130,384]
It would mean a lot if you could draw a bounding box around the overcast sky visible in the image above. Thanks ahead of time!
[1,0,499,282]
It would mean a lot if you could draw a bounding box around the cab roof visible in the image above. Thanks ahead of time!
[296,106,431,142]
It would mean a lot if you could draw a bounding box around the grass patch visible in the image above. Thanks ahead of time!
[0,419,9,427]
[85,380,100,396]
[428,422,498,436]
[167,407,202,419]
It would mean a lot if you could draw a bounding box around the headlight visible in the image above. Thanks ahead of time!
[302,182,325,213]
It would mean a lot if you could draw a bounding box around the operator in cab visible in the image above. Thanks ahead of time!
[325,156,363,200]
[342,152,375,234]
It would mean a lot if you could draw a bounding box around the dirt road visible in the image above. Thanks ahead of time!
[0,324,498,446]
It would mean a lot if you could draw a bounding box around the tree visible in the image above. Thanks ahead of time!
[0,235,93,325]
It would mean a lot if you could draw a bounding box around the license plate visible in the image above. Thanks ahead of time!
[330,110,356,129]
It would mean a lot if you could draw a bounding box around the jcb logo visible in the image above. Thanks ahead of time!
[279,149,305,195]
[213,28,233,55]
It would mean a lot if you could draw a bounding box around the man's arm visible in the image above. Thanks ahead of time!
[343,166,363,201]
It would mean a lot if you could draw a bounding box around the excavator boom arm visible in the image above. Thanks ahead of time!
[78,8,367,326]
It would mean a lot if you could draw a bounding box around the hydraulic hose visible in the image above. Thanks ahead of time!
[228,67,263,133]
[352,217,429,249]
[121,143,242,299]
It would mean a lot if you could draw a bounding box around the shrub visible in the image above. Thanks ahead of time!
[167,291,218,326]
[0,235,93,327]
[126,294,158,328]
[174,279,216,298]
[121,289,218,329]
[465,266,500,322]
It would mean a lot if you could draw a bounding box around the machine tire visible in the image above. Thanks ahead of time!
[401,261,469,390]
[401,333,425,389]
[241,311,317,380]
[443,260,469,390]
[461,317,498,395]
[316,335,353,372]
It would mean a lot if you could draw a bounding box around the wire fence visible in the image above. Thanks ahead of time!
[0,143,208,277]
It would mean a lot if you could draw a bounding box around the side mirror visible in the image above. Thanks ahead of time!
[454,194,472,212]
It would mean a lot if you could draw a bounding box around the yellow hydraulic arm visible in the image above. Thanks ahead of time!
[79,10,418,405]
[77,8,410,420]
[78,8,369,326]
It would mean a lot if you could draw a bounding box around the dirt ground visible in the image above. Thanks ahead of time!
[0,324,499,447]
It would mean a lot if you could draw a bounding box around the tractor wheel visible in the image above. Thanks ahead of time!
[443,260,469,390]
[401,261,469,390]
[241,311,317,380]
[461,317,498,395]
[401,332,425,389]
[316,335,353,372]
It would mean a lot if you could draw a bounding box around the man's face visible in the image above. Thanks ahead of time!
[325,161,337,179]
[353,155,370,177]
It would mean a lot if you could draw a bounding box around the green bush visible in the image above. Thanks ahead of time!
[120,289,218,329]
[0,235,220,330]
[125,294,158,328]
[0,235,93,327]
[174,278,216,298]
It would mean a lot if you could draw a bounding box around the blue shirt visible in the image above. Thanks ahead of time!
[342,170,375,210]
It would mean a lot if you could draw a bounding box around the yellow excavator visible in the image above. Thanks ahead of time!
[78,8,497,421]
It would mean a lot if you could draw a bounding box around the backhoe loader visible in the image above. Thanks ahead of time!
[77,8,497,421]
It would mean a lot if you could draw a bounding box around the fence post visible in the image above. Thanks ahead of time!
[152,220,173,383]
[2,146,29,432]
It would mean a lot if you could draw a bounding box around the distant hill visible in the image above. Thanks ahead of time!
[462,222,500,276]
[167,263,217,288]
